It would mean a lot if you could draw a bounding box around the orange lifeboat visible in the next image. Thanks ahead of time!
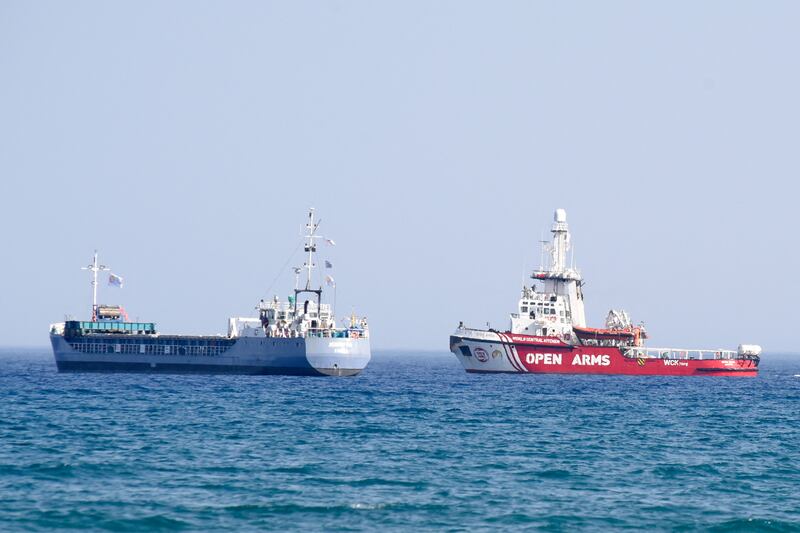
[573,326,646,346]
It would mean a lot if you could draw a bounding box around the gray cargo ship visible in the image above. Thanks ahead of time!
[49,209,371,376]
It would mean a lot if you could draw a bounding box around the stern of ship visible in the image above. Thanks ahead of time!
[305,335,371,376]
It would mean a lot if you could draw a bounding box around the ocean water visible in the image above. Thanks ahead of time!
[1,349,799,532]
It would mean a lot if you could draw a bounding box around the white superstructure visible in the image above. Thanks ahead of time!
[509,209,586,340]
[254,208,368,341]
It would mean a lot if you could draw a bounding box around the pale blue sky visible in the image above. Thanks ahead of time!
[1,2,798,351]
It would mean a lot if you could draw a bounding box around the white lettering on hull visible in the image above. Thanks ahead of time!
[570,354,611,366]
[524,352,612,366]
[525,353,563,365]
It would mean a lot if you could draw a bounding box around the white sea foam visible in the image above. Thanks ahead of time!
[349,503,386,510]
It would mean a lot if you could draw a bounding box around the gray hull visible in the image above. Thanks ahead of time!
[51,334,371,376]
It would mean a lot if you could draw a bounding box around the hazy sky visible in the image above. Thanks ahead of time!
[2,2,798,351]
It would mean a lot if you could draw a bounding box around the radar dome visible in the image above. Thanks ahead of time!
[554,208,567,223]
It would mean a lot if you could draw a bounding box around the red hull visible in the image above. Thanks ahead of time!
[453,332,759,377]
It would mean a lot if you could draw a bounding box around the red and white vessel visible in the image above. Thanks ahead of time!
[450,209,761,377]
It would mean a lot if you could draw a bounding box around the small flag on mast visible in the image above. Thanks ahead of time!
[108,273,124,288]
[325,275,336,287]
[325,260,333,268]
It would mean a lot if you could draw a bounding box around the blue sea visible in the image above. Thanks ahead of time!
[1,349,799,532]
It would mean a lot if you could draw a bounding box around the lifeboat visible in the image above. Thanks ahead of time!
[573,326,632,339]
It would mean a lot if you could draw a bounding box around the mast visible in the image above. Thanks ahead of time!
[294,208,323,314]
[81,250,109,321]
[304,208,318,290]
[530,209,587,327]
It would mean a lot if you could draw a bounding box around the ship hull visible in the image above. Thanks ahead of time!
[51,334,370,376]
[450,331,758,377]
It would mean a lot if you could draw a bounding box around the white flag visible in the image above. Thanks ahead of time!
[325,275,336,287]
[325,238,336,246]
[325,260,333,269]
[108,272,124,288]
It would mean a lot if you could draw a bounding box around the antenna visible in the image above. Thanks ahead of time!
[293,267,302,290]
[81,250,110,322]
[521,253,526,289]
[539,229,548,271]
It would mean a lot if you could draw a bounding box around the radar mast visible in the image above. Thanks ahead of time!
[294,208,323,314]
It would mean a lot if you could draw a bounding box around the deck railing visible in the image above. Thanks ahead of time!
[455,327,743,360]
[621,347,738,360]
[454,328,503,341]
[306,328,368,339]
